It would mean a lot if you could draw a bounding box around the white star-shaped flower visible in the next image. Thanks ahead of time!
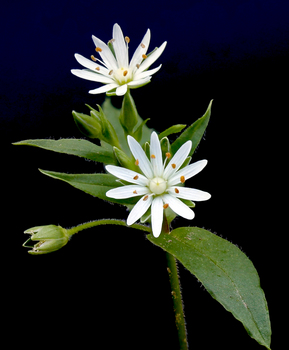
[106,132,211,238]
[71,23,167,96]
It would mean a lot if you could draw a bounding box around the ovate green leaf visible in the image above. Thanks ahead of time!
[148,226,271,349]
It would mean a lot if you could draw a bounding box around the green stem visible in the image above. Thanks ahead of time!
[166,252,189,350]
[66,219,151,238]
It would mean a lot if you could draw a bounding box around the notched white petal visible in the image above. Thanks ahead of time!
[106,185,149,199]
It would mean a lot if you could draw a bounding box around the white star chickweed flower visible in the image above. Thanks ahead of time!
[106,132,211,238]
[71,23,167,96]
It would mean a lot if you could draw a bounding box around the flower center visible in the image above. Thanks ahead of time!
[113,67,132,85]
[149,177,167,195]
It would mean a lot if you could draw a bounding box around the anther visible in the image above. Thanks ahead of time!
[180,176,185,183]
[95,67,100,71]
[125,36,130,43]
[133,175,139,180]
[136,64,140,69]
[95,47,102,52]
[151,154,156,159]
[109,70,113,75]
[135,159,139,166]
[142,54,147,59]
[91,55,97,61]
[166,152,171,159]
[133,190,137,194]
[163,203,169,209]
[109,39,115,43]
[123,70,128,76]
[171,163,176,169]
[141,43,145,48]
[143,195,149,201]
[175,188,179,194]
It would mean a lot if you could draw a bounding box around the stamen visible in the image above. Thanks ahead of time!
[151,154,156,159]
[180,176,185,183]
[172,163,176,169]
[109,70,113,75]
[163,203,169,209]
[166,152,171,159]
[95,47,102,52]
[133,190,137,194]
[91,55,97,61]
[142,54,147,59]
[125,36,130,43]
[136,64,140,69]
[175,188,179,194]
[135,159,139,166]
[95,67,100,71]
[141,43,146,48]
[133,175,139,180]
[123,70,128,76]
[143,195,149,201]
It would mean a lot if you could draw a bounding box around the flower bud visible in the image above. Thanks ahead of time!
[72,110,102,139]
[23,225,69,255]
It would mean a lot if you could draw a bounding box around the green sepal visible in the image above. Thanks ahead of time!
[131,118,150,143]
[148,227,271,350]
[87,104,121,148]
[171,100,213,157]
[158,124,187,140]
[72,110,102,139]
[113,146,138,171]
[160,137,171,160]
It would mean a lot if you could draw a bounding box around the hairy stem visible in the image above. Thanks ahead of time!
[166,252,189,350]
[66,219,151,238]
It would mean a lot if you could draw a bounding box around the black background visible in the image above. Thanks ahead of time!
[2,1,287,349]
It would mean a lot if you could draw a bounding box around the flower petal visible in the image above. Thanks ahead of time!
[163,141,192,180]
[127,77,151,89]
[137,41,167,73]
[134,64,162,80]
[113,23,128,68]
[106,165,149,186]
[129,28,151,72]
[74,54,109,75]
[150,131,163,177]
[89,83,119,94]
[162,194,195,220]
[151,196,164,237]
[92,35,118,70]
[71,69,114,84]
[168,187,211,201]
[106,185,149,199]
[127,195,153,225]
[127,136,154,179]
[116,84,128,96]
[168,160,208,186]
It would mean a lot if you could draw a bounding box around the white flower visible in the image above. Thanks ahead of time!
[106,132,211,238]
[71,23,167,96]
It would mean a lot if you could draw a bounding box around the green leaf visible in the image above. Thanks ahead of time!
[148,227,271,349]
[171,100,213,156]
[158,124,187,140]
[39,169,138,207]
[13,138,117,165]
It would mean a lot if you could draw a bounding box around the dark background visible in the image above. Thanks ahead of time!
[2,0,287,349]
